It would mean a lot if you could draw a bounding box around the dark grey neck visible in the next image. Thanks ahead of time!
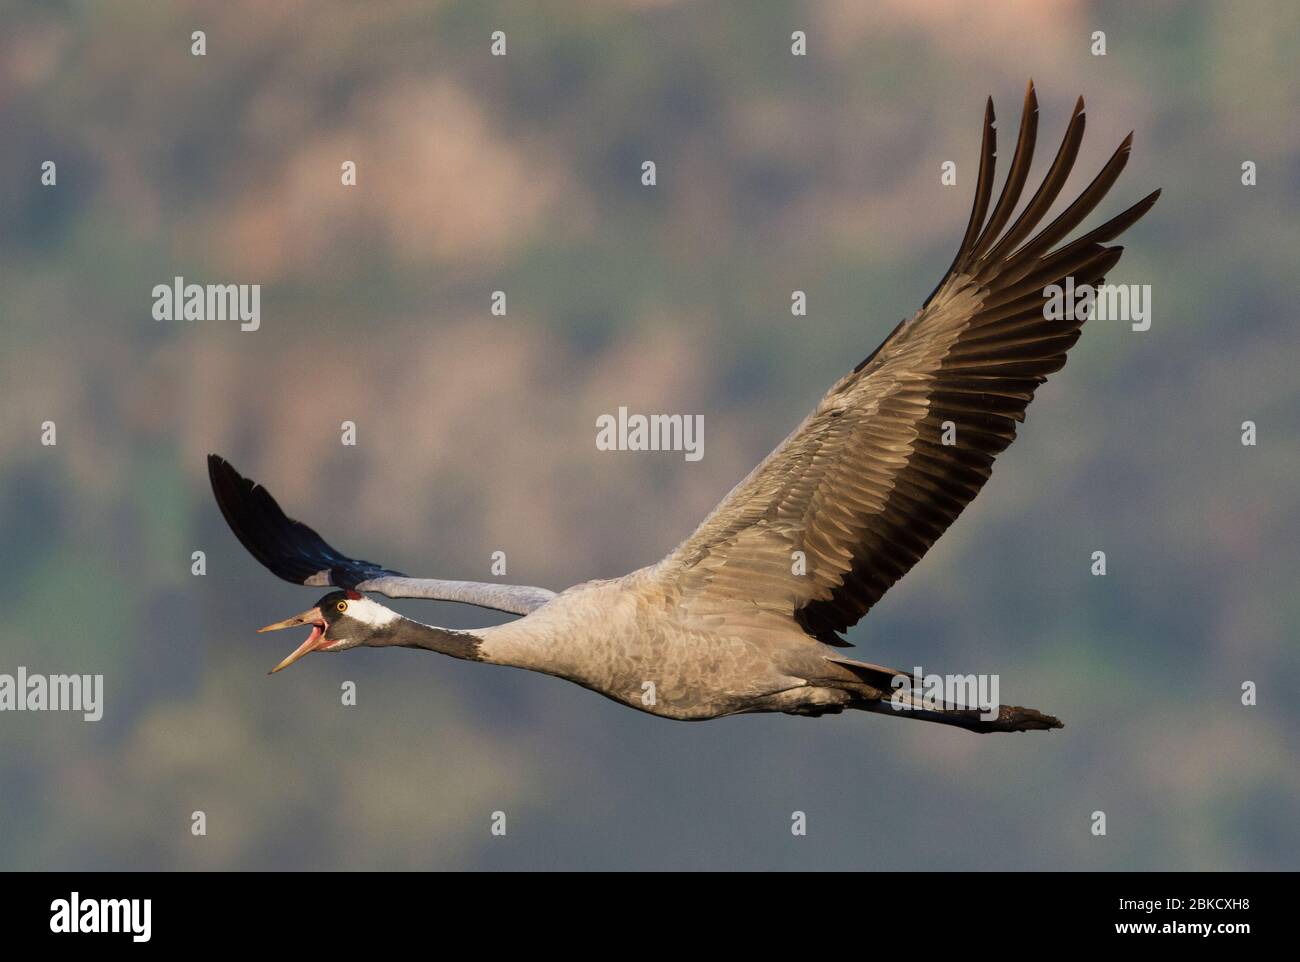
[382,618,485,662]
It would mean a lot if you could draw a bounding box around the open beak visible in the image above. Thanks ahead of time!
[258,607,327,674]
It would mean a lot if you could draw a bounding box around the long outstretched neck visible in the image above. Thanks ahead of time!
[383,617,485,662]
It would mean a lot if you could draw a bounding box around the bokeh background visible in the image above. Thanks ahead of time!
[2,0,1297,871]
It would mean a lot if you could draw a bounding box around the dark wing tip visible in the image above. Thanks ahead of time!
[208,453,310,584]
[206,454,397,588]
[207,452,231,488]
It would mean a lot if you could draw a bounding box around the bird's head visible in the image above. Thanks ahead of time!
[258,589,400,673]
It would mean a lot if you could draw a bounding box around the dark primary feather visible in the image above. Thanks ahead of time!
[207,454,400,589]
[664,82,1160,645]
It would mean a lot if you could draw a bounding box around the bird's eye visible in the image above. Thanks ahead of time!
[336,601,348,613]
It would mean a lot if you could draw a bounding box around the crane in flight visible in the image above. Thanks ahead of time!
[210,83,1158,733]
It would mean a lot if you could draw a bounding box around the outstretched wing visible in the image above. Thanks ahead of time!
[659,83,1159,644]
[207,455,555,615]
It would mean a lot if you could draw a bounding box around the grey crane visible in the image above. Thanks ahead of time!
[210,84,1158,733]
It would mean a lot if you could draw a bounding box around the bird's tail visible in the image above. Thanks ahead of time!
[824,656,1064,734]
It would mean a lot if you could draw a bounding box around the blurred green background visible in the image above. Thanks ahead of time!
[1,0,1297,870]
